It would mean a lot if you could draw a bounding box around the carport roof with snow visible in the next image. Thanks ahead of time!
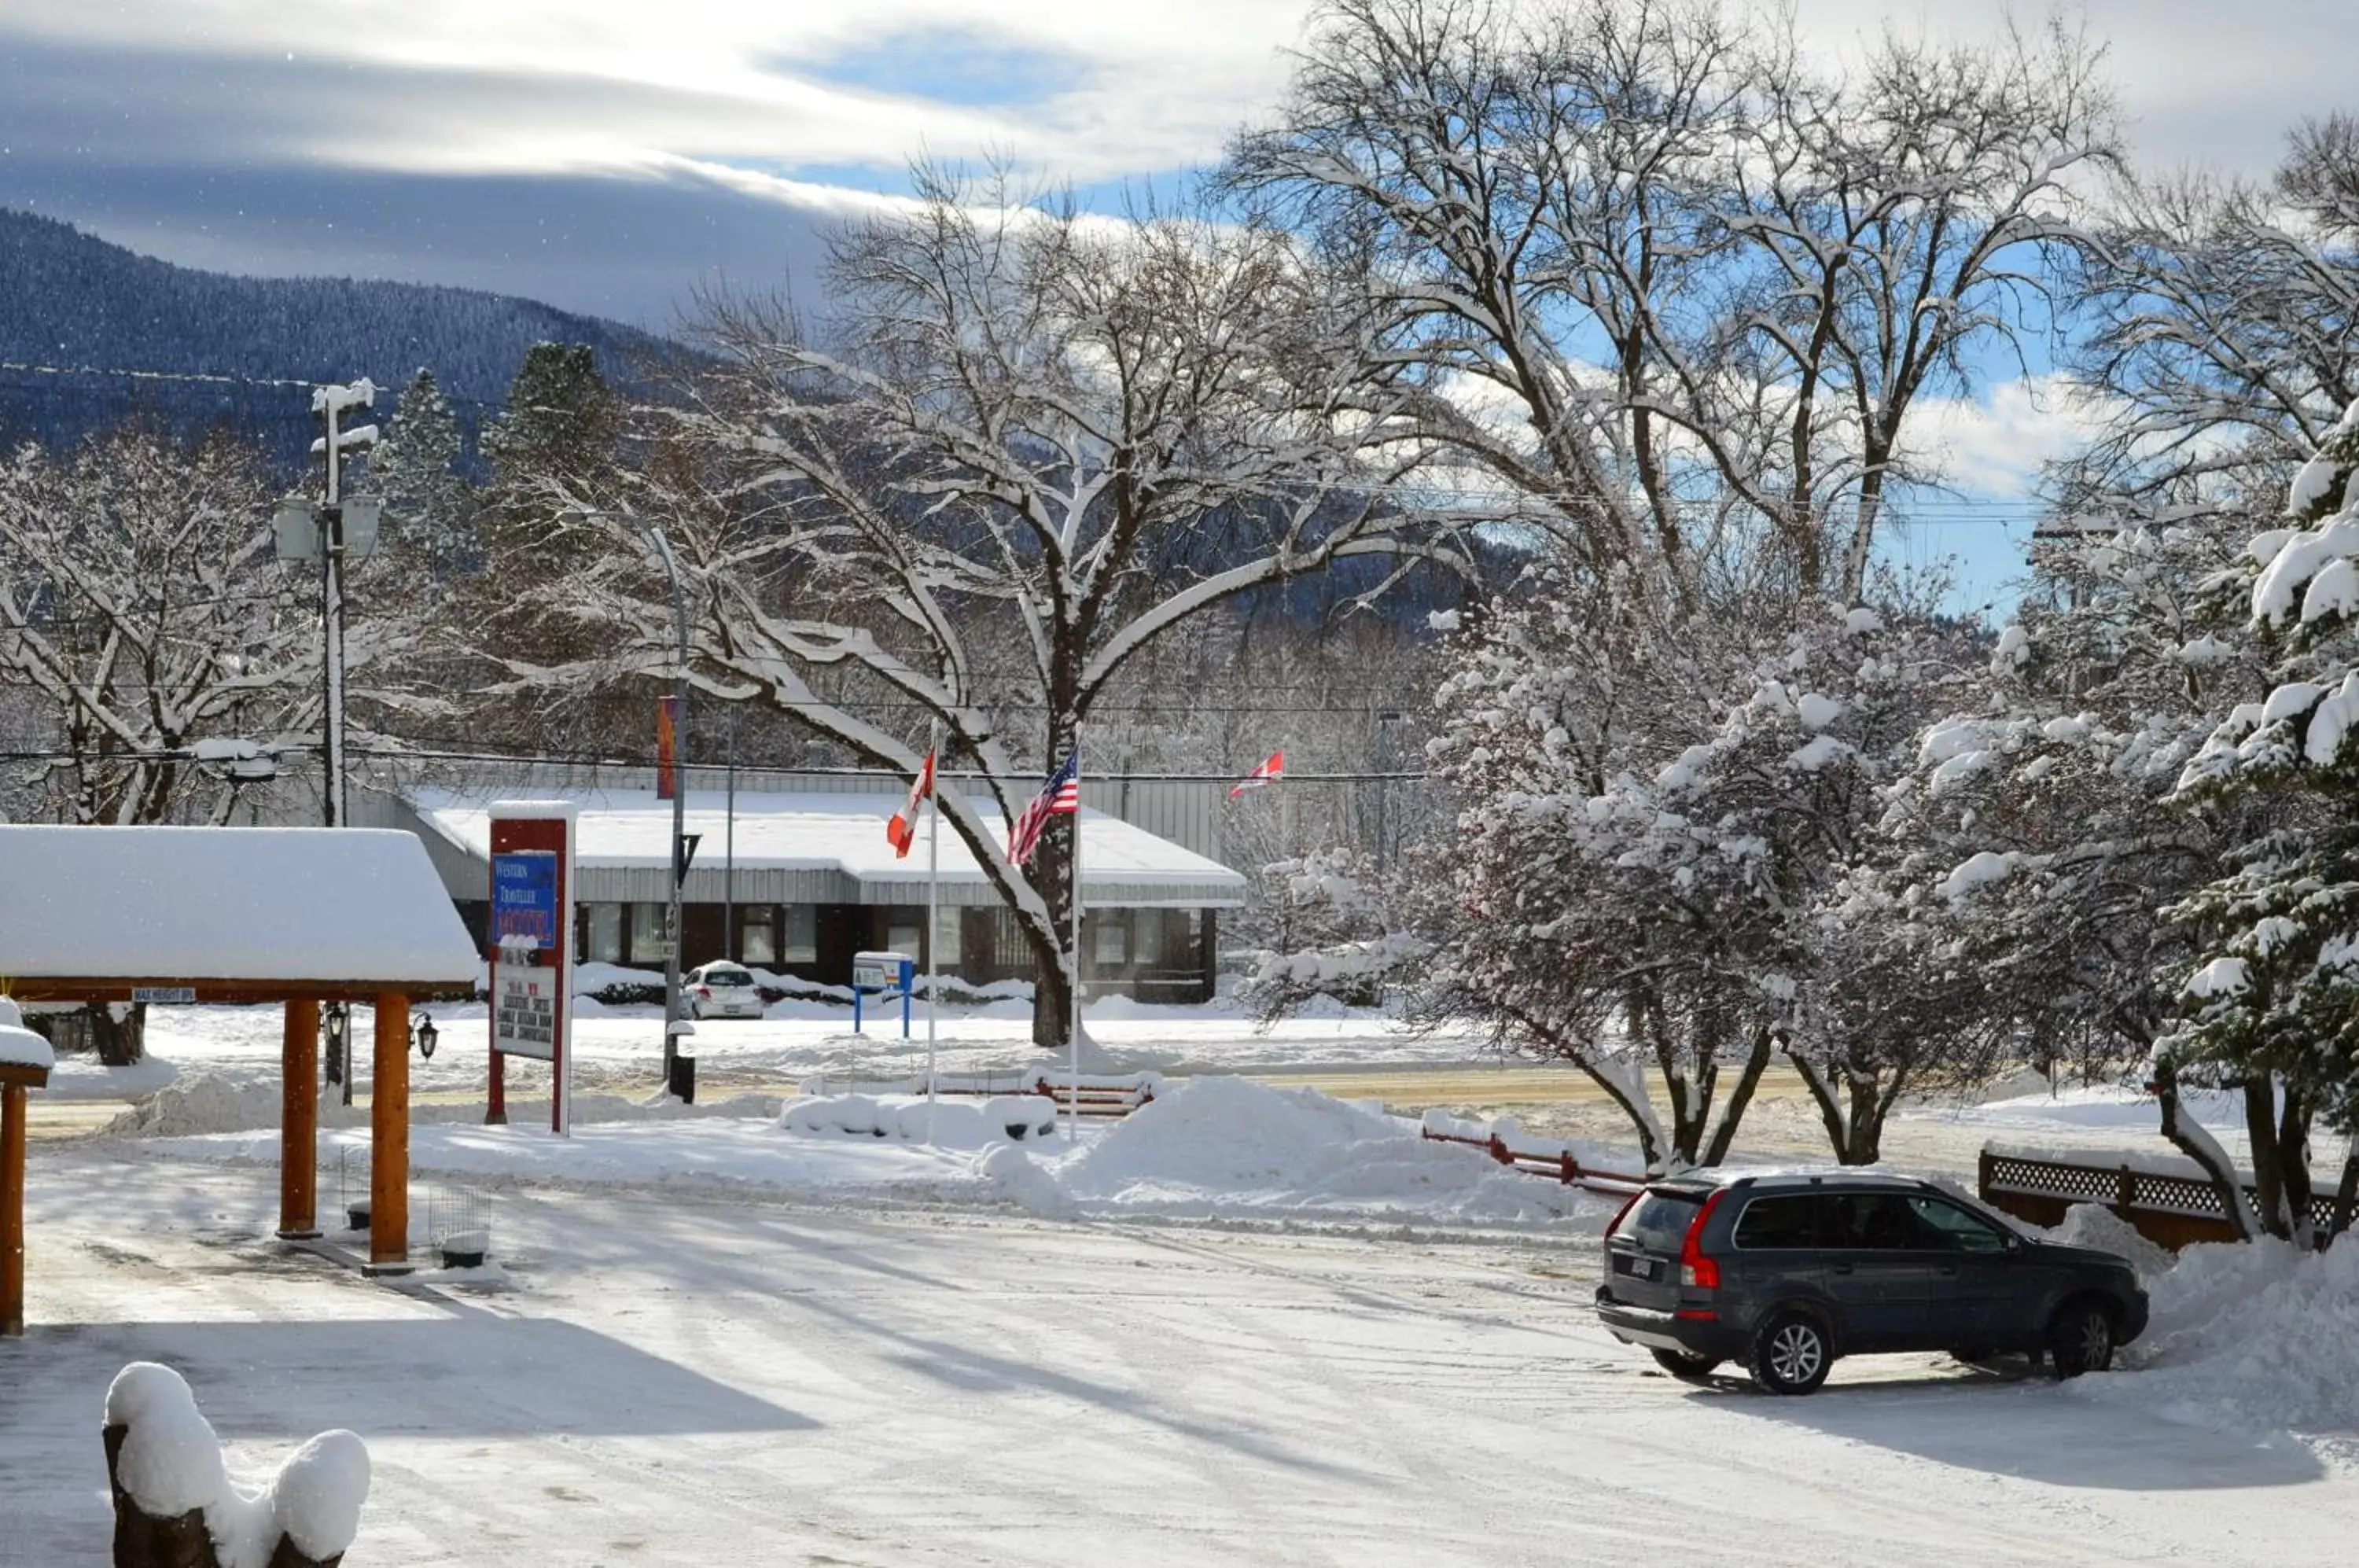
[0,826,481,1000]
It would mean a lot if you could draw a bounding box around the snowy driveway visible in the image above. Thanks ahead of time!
[5,1150,2350,1566]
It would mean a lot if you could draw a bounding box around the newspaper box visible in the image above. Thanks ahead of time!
[852,950,915,1038]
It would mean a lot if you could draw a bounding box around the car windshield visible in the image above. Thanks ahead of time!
[703,968,754,987]
[1617,1190,1703,1253]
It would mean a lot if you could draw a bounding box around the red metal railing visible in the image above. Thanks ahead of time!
[1420,1127,1647,1194]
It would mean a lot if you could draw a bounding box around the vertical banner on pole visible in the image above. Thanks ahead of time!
[488,801,578,1136]
[655,697,682,801]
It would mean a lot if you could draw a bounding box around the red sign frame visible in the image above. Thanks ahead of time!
[488,808,573,1134]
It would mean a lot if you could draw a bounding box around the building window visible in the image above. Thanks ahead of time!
[933,904,961,968]
[587,903,623,964]
[1093,911,1128,967]
[782,904,818,964]
[741,906,777,966]
[629,901,669,965]
[886,907,922,959]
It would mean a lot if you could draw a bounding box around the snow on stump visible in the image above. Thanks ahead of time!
[102,1362,370,1568]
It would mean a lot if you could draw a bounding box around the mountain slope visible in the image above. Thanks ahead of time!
[0,208,679,466]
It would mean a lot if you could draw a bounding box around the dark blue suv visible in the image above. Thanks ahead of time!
[1594,1171,2148,1394]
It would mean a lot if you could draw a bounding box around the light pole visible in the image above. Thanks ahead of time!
[646,521,691,1090]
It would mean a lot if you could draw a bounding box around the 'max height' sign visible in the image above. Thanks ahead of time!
[486,801,576,1136]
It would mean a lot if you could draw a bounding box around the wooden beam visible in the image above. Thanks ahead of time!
[370,992,410,1268]
[1,977,471,1005]
[3,1081,25,1337]
[279,998,321,1239]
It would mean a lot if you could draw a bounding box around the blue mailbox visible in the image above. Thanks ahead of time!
[851,949,916,1037]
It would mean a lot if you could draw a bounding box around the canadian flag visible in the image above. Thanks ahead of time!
[885,749,936,858]
[1228,749,1284,798]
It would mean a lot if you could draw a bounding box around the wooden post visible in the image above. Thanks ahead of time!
[370,993,409,1268]
[279,998,321,1239]
[3,1079,26,1338]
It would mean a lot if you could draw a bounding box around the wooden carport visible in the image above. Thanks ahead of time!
[0,826,480,1334]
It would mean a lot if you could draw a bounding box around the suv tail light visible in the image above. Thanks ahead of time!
[1679,1189,1727,1290]
[695,985,712,999]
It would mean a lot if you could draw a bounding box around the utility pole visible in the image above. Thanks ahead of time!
[307,380,377,827]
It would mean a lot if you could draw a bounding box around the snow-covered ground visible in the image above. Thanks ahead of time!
[109,996,1493,1101]
[8,1143,2357,1566]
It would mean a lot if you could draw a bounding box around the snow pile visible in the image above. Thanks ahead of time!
[1027,1076,1597,1224]
[778,1091,1056,1146]
[2041,1201,2176,1278]
[2084,1239,2359,1450]
[106,1073,294,1139]
[105,1069,782,1139]
[105,1361,370,1568]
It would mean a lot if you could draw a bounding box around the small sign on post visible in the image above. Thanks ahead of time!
[851,950,916,1038]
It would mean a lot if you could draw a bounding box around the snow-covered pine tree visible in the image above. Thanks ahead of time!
[366,368,477,584]
[2158,401,2359,1242]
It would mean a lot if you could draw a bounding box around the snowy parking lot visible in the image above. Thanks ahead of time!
[9,1146,2357,1568]
[10,1003,2359,1565]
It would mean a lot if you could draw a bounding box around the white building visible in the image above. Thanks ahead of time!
[358,778,1248,1000]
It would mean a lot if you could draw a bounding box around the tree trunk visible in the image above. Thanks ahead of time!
[1025,818,1077,1051]
[90,1003,145,1067]
[2155,1059,2261,1241]
[1699,1029,1775,1167]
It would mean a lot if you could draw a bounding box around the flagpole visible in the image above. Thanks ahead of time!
[1068,729,1083,1144]
[925,723,941,1140]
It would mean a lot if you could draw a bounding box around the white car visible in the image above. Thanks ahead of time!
[684,963,765,1020]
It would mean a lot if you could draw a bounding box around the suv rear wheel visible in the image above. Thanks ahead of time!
[1648,1348,1720,1382]
[2046,1300,2114,1379]
[1750,1312,1831,1396]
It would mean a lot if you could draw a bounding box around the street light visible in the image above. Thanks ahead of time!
[565,506,692,1087]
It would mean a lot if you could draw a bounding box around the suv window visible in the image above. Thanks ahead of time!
[1617,1191,1702,1253]
[704,967,755,987]
[1905,1194,2011,1253]
[1732,1194,1820,1248]
[1823,1192,1917,1250]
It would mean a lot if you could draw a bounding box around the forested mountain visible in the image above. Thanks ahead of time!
[0,208,677,470]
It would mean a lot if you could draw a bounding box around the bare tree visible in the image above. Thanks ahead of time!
[1229,0,2118,605]
[0,429,318,828]
[522,173,1458,1047]
[2066,116,2359,510]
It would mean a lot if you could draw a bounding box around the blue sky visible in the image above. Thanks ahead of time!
[0,0,2347,606]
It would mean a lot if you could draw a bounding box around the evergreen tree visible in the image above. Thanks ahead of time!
[2162,400,2359,1241]
[366,369,477,584]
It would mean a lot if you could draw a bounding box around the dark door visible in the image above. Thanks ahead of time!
[1903,1194,2029,1347]
[815,904,870,987]
[1818,1192,1944,1350]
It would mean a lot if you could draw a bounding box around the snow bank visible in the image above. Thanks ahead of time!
[104,1361,370,1568]
[2040,1202,2177,1277]
[103,1069,780,1139]
[2083,1239,2359,1451]
[778,1091,1057,1146]
[1028,1077,1599,1224]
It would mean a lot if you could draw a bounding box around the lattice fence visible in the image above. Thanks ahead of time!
[1981,1150,2346,1233]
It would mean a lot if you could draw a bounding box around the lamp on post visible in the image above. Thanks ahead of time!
[565,506,693,1085]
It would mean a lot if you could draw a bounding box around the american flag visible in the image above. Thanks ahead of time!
[1007,750,1080,867]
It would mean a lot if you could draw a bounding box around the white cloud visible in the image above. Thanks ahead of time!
[0,1,1315,186]
[1898,374,2114,498]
